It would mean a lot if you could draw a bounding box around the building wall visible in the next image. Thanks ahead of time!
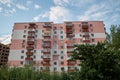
[8,21,106,72]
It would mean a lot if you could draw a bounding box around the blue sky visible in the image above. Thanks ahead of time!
[0,0,120,44]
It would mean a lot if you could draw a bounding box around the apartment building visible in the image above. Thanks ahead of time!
[8,21,106,72]
[0,43,10,66]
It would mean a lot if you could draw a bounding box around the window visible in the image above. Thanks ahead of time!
[61,46,64,49]
[23,35,26,38]
[61,67,64,71]
[34,50,36,53]
[25,26,27,29]
[54,27,57,29]
[36,30,38,33]
[60,31,63,34]
[60,36,63,39]
[34,56,36,59]
[54,51,57,53]
[91,29,93,32]
[54,67,57,71]
[20,61,23,64]
[79,24,81,27]
[80,39,82,42]
[41,56,43,58]
[21,56,24,59]
[23,40,25,43]
[24,30,26,33]
[61,62,64,65]
[61,56,64,59]
[92,39,95,42]
[54,62,57,65]
[61,51,64,54]
[91,34,94,37]
[90,24,93,27]
[79,29,81,32]
[35,35,37,38]
[21,50,24,53]
[60,26,63,29]
[54,31,57,34]
[80,34,82,37]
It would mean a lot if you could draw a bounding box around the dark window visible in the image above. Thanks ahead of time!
[20,61,23,64]
[25,26,27,29]
[61,46,64,49]
[90,24,93,27]
[54,67,57,71]
[54,31,57,34]
[60,31,63,34]
[92,39,95,42]
[61,67,64,71]
[61,62,64,65]
[91,34,94,37]
[80,34,82,37]
[80,39,82,42]
[54,62,57,65]
[79,29,81,32]
[34,56,36,59]
[60,26,63,29]
[21,50,24,53]
[61,56,64,59]
[54,51,57,53]
[21,56,24,59]
[61,51,63,54]
[36,30,38,33]
[23,35,26,38]
[79,24,81,27]
[60,36,63,39]
[24,30,26,33]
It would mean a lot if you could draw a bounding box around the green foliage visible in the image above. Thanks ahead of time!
[107,25,120,50]
[72,43,120,80]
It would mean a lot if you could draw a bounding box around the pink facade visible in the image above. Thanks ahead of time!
[8,21,106,72]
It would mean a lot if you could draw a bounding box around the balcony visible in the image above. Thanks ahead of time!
[27,36,35,39]
[27,41,34,45]
[26,52,33,56]
[67,44,74,48]
[83,35,90,37]
[82,24,89,29]
[67,34,74,38]
[66,40,74,44]
[25,57,33,60]
[66,29,73,34]
[28,26,36,29]
[43,24,52,28]
[67,69,74,72]
[43,39,51,43]
[82,29,89,32]
[43,44,51,48]
[26,46,34,50]
[66,24,74,28]
[28,31,35,34]
[43,52,51,54]
[43,58,50,61]
[67,60,75,66]
[67,51,72,54]
[83,40,90,42]
[43,63,51,66]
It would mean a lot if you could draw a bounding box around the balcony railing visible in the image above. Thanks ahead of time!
[27,36,35,39]
[25,57,33,60]
[28,31,35,34]
[43,58,50,61]
[82,24,89,29]
[67,60,76,66]
[26,52,33,56]
[26,46,34,50]
[82,29,89,32]
[27,41,34,45]
[83,40,90,42]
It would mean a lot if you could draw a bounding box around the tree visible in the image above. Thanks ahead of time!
[107,25,120,50]
[72,43,120,80]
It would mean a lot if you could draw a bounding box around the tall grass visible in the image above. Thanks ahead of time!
[0,65,81,80]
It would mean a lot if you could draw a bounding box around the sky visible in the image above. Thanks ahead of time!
[0,0,120,44]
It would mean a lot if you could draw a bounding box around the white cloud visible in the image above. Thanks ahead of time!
[26,0,32,5]
[34,4,41,9]
[33,12,49,21]
[49,6,71,22]
[53,0,69,6]
[78,4,110,21]
[0,34,11,45]
[0,7,2,12]
[16,4,29,10]
[0,0,11,4]
[5,8,16,16]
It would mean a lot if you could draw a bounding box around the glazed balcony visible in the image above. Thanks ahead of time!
[43,39,51,43]
[43,24,52,28]
[25,57,33,60]
[43,63,51,66]
[43,44,51,48]
[28,31,35,34]
[26,46,34,50]
[83,34,90,37]
[83,40,90,42]
[82,29,89,32]
[66,29,73,34]
[67,60,75,66]
[66,24,74,28]
[28,26,36,29]
[82,24,89,29]
[67,69,74,72]
[43,58,50,61]
[27,36,35,39]
[43,52,51,54]
[67,44,74,48]
[67,51,72,54]
[27,41,34,45]
[26,52,33,56]
[67,34,74,38]
[43,34,51,37]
